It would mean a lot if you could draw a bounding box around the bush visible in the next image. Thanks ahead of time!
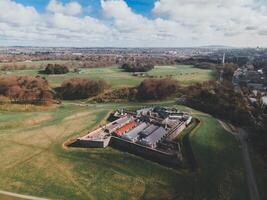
[41,64,69,74]
[92,87,138,103]
[0,75,55,104]
[60,78,109,100]
[121,63,154,72]
[137,78,180,100]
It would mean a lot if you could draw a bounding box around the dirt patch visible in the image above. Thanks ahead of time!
[23,114,53,126]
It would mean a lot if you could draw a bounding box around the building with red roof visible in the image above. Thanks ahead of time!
[115,121,137,136]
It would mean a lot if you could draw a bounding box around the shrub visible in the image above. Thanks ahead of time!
[137,78,180,100]
[60,78,109,100]
[41,64,69,74]
[121,63,154,72]
[0,75,55,104]
[92,87,138,103]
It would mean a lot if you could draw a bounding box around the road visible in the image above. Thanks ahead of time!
[219,121,260,200]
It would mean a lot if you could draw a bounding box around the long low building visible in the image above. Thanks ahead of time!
[139,124,158,138]
[104,116,131,133]
[115,121,137,136]
[139,127,168,148]
[122,122,148,142]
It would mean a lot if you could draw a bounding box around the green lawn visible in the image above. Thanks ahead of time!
[148,65,215,85]
[1,65,215,88]
[189,114,248,199]
[251,148,267,200]
[0,102,248,200]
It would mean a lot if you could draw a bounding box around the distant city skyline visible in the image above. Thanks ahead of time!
[0,0,267,47]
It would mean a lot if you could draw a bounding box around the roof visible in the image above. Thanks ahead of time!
[115,121,137,136]
[140,124,158,137]
[140,127,167,147]
[105,116,130,132]
[122,122,148,141]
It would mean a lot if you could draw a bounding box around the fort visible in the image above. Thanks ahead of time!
[70,107,192,168]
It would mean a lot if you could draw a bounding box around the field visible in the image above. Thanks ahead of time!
[251,148,267,200]
[0,101,248,200]
[0,65,215,88]
[0,60,68,69]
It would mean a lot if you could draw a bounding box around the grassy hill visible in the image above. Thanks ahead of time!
[1,65,215,88]
[0,102,248,200]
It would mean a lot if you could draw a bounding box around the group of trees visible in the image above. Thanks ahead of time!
[137,78,180,100]
[0,75,110,103]
[0,76,55,104]
[92,87,138,103]
[92,78,180,102]
[40,64,69,74]
[59,78,109,100]
[184,80,252,125]
[121,63,154,72]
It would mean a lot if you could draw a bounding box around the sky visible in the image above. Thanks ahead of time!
[0,0,267,47]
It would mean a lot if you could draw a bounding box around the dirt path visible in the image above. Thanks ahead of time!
[219,120,260,200]
[0,190,48,200]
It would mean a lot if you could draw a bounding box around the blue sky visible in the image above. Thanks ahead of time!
[0,0,266,47]
[16,0,156,17]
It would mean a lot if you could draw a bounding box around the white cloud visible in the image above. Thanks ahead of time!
[0,0,40,26]
[151,0,267,46]
[100,0,190,45]
[0,0,266,47]
[46,0,82,16]
[153,0,267,35]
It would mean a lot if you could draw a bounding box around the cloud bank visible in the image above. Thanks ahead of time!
[0,0,266,47]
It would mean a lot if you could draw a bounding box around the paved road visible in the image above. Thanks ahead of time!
[219,120,260,200]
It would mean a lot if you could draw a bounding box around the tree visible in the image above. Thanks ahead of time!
[60,78,109,100]
[137,78,180,100]
[0,75,55,104]
[41,64,69,74]
[121,63,154,72]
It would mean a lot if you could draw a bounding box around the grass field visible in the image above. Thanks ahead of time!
[1,65,215,88]
[0,60,68,69]
[0,102,248,200]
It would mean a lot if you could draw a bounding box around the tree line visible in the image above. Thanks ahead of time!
[183,80,252,126]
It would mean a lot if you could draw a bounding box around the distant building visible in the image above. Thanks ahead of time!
[233,65,266,91]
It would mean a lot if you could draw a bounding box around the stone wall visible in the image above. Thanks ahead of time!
[110,137,181,168]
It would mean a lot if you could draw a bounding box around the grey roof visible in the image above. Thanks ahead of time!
[137,108,152,115]
[105,116,130,132]
[140,124,158,137]
[139,127,167,147]
[122,122,148,141]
